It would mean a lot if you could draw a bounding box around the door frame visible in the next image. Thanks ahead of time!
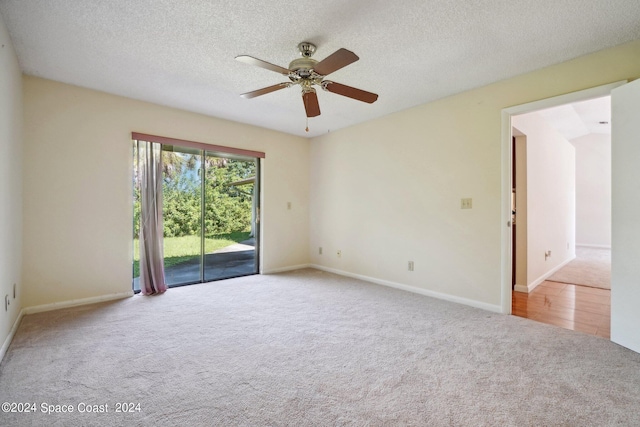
[499,81,627,314]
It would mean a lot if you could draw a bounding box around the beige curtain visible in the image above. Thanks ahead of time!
[138,140,167,295]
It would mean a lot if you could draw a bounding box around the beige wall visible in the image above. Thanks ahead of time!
[309,40,640,310]
[513,112,575,290]
[22,77,310,307]
[12,36,640,315]
[0,15,23,351]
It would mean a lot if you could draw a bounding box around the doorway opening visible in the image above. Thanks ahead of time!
[509,97,612,337]
[501,82,625,332]
[132,134,264,291]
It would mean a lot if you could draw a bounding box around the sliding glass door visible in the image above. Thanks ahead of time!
[133,140,260,291]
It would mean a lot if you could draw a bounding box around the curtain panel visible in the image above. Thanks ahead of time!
[137,140,167,295]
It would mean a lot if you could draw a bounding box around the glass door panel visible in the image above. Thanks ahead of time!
[203,154,259,282]
[162,147,203,286]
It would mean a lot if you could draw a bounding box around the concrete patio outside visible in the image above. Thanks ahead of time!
[133,238,257,291]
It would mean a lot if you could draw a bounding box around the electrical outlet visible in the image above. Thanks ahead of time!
[337,250,342,258]
[319,247,323,255]
[461,198,473,209]
[545,250,551,260]
[408,261,414,271]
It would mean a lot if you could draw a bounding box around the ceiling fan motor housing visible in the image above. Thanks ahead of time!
[288,57,318,79]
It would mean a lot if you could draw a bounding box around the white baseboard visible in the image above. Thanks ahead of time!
[522,255,576,293]
[1,292,133,365]
[0,308,25,365]
[309,264,502,313]
[24,291,134,315]
[513,284,530,293]
[577,244,611,249]
[262,264,311,274]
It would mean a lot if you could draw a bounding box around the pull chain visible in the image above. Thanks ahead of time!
[305,116,309,133]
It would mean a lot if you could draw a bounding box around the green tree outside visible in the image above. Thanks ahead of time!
[133,152,256,239]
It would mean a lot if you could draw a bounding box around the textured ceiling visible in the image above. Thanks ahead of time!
[538,96,611,141]
[1,0,639,138]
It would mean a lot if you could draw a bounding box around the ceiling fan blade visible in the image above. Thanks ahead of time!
[322,81,378,103]
[235,55,292,75]
[303,90,321,117]
[240,83,290,99]
[313,48,359,76]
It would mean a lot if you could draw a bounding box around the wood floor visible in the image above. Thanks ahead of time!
[512,281,610,339]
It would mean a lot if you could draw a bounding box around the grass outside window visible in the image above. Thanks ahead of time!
[133,231,251,277]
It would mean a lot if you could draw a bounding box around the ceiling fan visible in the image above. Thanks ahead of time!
[236,42,378,118]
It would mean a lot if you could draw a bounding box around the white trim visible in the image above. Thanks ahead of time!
[0,308,25,364]
[501,108,512,314]
[24,292,134,315]
[515,255,576,293]
[262,264,311,274]
[310,265,503,313]
[1,292,133,364]
[500,80,627,314]
[577,243,611,249]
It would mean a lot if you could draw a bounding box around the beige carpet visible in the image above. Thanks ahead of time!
[1,269,639,426]
[547,247,611,289]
